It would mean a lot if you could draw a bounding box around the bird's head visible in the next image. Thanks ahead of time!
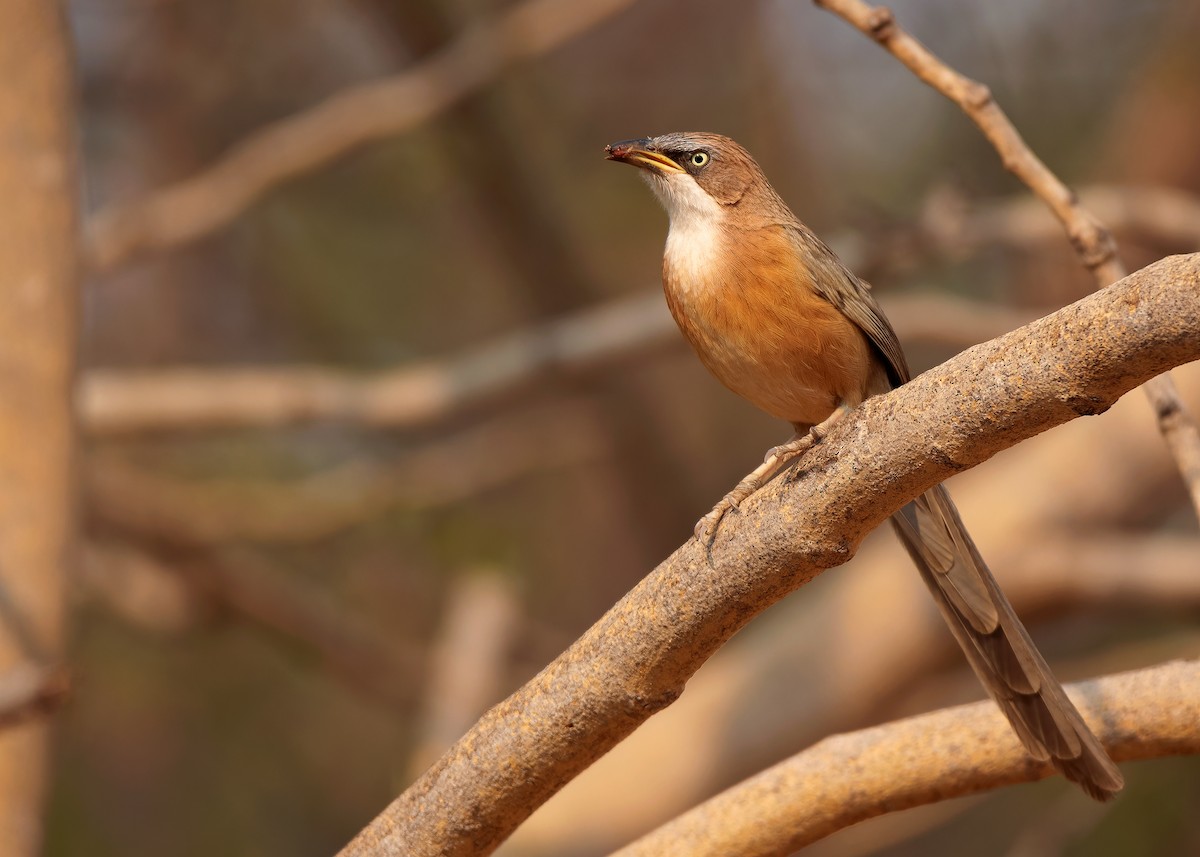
[605,132,781,226]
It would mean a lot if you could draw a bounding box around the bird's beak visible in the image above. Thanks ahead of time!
[605,138,685,174]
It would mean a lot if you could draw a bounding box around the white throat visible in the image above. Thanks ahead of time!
[646,173,726,297]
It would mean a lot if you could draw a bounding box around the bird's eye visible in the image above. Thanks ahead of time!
[690,151,709,168]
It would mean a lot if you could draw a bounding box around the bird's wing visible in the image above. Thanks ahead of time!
[786,223,911,387]
[892,484,1124,800]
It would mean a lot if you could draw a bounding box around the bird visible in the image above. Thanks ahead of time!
[605,131,1123,801]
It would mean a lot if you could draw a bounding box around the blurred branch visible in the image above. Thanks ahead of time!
[78,183,1200,437]
[86,400,609,546]
[408,571,521,779]
[83,542,424,711]
[83,0,640,274]
[831,530,1200,729]
[364,0,619,317]
[863,531,1200,727]
[879,292,1034,345]
[845,184,1200,278]
[336,256,1200,856]
[0,666,69,731]
[966,185,1200,252]
[82,295,671,434]
[1014,532,1200,610]
[354,0,703,556]
[79,541,206,634]
[79,182,1200,438]
[80,291,1031,436]
[180,549,425,710]
[813,0,1116,270]
[611,661,1200,857]
[814,0,1200,525]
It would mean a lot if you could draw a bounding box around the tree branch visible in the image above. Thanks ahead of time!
[78,292,1030,436]
[407,571,521,779]
[79,181,1200,437]
[335,256,1200,856]
[80,293,672,434]
[964,185,1200,253]
[610,660,1200,857]
[502,519,1200,855]
[85,400,609,545]
[813,0,1200,527]
[0,665,69,731]
[83,0,640,274]
[84,542,426,711]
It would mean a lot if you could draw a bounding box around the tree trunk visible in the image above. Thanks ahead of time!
[0,0,79,852]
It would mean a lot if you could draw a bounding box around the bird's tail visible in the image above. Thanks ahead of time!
[890,483,1123,801]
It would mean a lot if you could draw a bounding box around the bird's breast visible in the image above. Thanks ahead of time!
[662,224,876,428]
[663,212,725,302]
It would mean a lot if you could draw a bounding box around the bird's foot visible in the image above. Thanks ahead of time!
[766,432,818,468]
[693,487,747,545]
[694,432,820,547]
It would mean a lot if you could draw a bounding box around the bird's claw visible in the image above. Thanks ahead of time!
[694,503,729,547]
[694,428,823,550]
[765,433,815,464]
[694,488,750,548]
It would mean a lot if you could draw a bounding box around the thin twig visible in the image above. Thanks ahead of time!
[610,661,1200,857]
[83,0,640,274]
[813,0,1200,523]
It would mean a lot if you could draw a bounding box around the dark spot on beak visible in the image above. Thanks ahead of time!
[605,137,653,161]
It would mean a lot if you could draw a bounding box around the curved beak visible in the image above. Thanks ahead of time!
[605,138,685,174]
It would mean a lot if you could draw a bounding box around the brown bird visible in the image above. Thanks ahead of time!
[606,132,1123,800]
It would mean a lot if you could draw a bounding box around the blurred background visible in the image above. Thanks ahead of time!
[28,0,1200,853]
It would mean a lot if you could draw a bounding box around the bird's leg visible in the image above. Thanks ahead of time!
[695,405,850,545]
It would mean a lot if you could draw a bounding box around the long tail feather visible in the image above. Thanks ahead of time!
[891,484,1123,800]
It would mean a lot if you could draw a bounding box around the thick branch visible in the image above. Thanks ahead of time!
[336,257,1200,856]
[83,0,639,274]
[813,0,1200,528]
[502,410,1200,855]
[611,661,1200,857]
